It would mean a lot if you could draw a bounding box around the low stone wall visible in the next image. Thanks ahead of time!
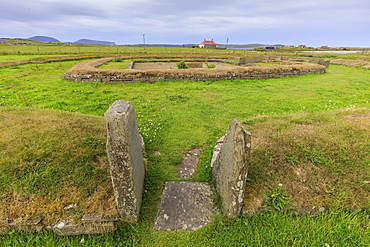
[130,59,238,69]
[64,68,325,83]
[238,55,266,64]
[64,57,326,83]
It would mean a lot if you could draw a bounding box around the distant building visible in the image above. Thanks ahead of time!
[199,39,218,48]
[298,45,307,48]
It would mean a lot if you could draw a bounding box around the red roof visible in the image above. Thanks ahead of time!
[200,40,217,45]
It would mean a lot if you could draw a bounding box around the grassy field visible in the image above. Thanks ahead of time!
[0,44,369,246]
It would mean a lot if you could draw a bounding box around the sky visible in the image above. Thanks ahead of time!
[1,0,369,47]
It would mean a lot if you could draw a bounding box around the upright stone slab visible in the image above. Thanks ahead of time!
[211,119,251,217]
[104,100,145,223]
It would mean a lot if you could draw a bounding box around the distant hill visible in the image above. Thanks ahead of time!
[74,39,116,46]
[182,43,286,48]
[222,44,286,48]
[26,36,60,42]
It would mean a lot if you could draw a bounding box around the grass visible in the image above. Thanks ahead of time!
[0,108,117,226]
[0,46,369,245]
[1,209,369,246]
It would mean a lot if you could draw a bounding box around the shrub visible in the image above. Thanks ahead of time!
[263,185,289,211]
[176,61,189,69]
[111,58,123,62]
[205,62,216,69]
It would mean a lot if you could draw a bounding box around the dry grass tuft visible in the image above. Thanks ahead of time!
[331,59,370,69]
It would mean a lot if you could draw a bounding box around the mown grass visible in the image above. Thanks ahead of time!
[0,48,369,245]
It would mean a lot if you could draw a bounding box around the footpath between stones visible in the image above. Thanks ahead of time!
[154,148,216,231]
[154,118,252,231]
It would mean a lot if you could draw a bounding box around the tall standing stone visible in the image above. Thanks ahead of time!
[211,119,251,217]
[104,100,145,223]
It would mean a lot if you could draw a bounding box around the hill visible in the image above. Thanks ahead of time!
[74,39,116,45]
[26,36,60,42]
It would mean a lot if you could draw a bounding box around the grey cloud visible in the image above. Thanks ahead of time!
[0,1,106,22]
[0,0,369,46]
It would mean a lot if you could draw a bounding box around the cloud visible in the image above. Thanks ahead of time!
[0,0,369,46]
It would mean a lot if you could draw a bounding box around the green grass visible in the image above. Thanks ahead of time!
[1,209,369,246]
[0,55,41,62]
[0,48,369,245]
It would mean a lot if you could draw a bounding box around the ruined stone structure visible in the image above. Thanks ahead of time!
[309,58,331,68]
[104,100,145,224]
[63,57,326,83]
[211,119,252,217]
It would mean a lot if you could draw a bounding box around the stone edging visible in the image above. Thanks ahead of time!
[0,215,118,235]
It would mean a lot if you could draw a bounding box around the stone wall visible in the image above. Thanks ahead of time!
[64,66,326,83]
[238,56,266,64]
[309,58,331,68]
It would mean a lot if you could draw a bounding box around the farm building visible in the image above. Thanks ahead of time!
[199,39,218,48]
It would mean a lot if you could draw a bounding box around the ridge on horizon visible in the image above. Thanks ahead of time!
[2,36,367,48]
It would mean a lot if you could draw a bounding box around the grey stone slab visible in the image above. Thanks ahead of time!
[81,215,118,223]
[154,181,215,231]
[51,221,116,235]
[179,148,201,178]
[178,154,199,178]
[211,119,251,217]
[105,100,145,223]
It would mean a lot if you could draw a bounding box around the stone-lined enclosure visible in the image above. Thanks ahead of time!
[63,56,326,83]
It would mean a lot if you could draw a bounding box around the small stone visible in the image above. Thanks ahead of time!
[63,204,77,210]
[56,222,65,229]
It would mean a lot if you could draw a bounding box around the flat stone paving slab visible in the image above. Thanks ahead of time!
[154,181,215,231]
[178,148,201,179]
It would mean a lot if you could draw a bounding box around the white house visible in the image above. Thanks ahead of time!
[199,39,218,48]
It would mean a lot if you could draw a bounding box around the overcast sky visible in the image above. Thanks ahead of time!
[1,0,369,47]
